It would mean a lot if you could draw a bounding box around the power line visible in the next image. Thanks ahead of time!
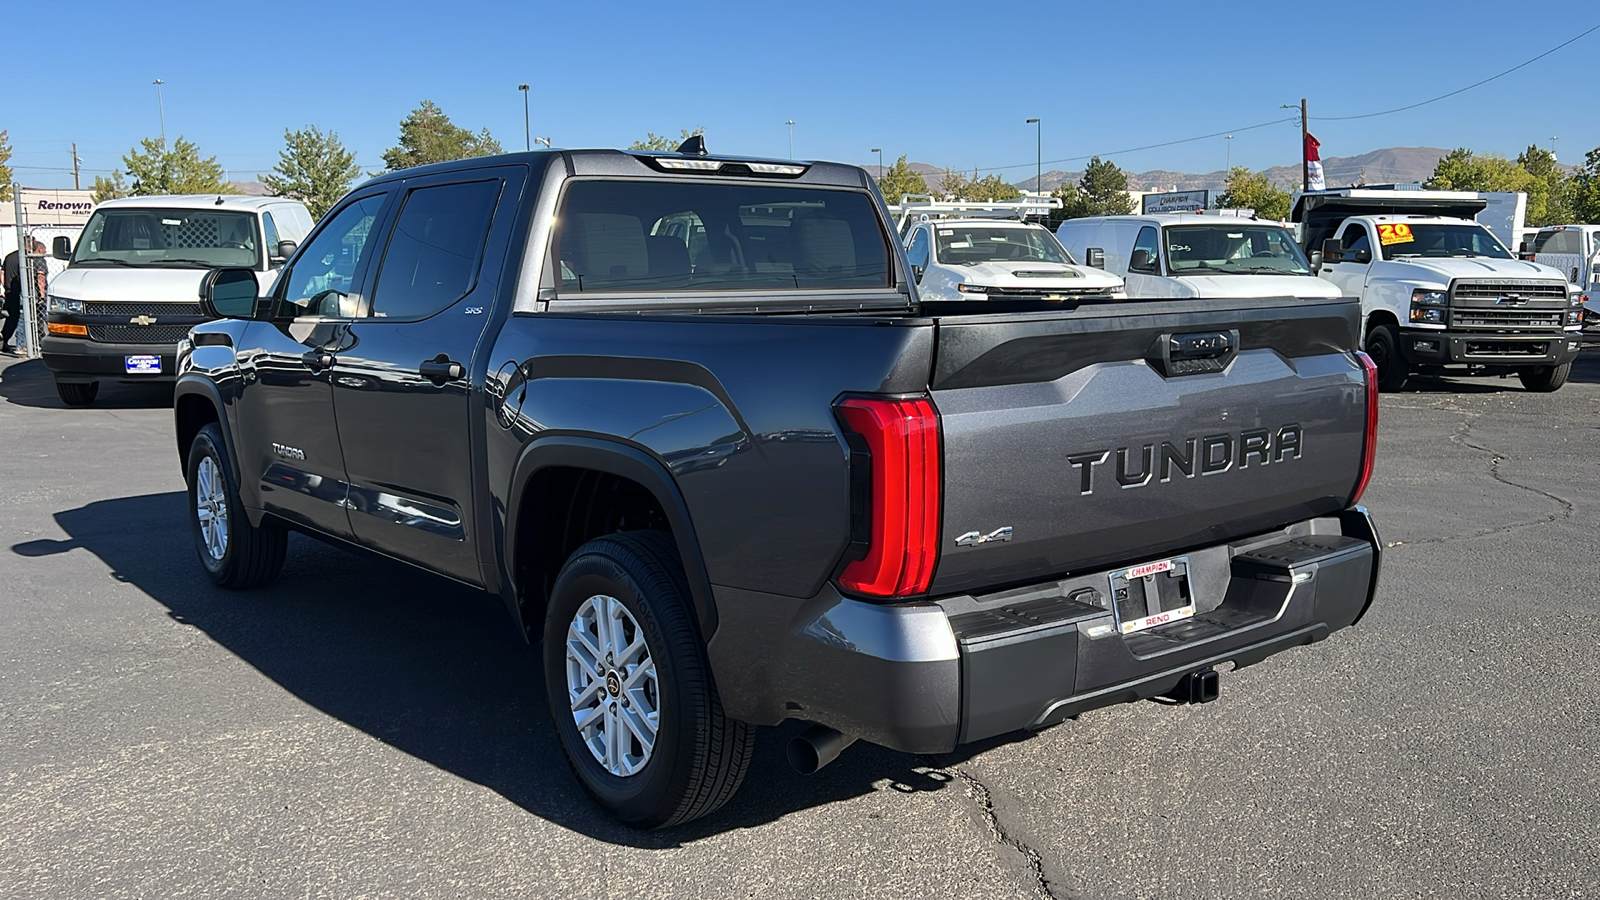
[978,115,1297,175]
[1313,22,1600,121]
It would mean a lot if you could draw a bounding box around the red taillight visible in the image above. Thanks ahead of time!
[1349,351,1379,507]
[836,396,941,598]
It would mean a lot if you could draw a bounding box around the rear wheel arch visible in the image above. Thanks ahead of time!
[505,437,717,644]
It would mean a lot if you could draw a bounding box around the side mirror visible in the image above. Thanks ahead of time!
[1085,247,1105,269]
[1309,250,1323,274]
[271,240,298,267]
[52,236,73,260]
[1350,248,1372,264]
[199,267,262,320]
[1129,248,1156,272]
[1321,238,1343,262]
[911,264,924,283]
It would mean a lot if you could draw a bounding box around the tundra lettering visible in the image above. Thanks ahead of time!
[1072,425,1303,495]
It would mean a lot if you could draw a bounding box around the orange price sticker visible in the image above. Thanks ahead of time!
[1377,223,1414,245]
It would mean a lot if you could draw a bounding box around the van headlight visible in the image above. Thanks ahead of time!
[47,295,84,315]
[956,283,988,295]
[1410,289,1447,306]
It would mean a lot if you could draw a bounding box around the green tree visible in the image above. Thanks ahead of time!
[875,155,927,203]
[0,130,12,202]
[628,128,705,152]
[1215,166,1292,220]
[1572,146,1600,224]
[381,101,503,171]
[1424,148,1532,193]
[91,171,130,203]
[1516,145,1574,227]
[971,173,1021,202]
[261,126,361,219]
[1054,157,1134,222]
[939,167,973,200]
[121,136,234,196]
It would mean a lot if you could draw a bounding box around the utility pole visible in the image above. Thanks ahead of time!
[518,84,531,151]
[71,142,81,190]
[785,120,796,159]
[1026,118,1040,197]
[153,79,166,144]
[1300,98,1308,192]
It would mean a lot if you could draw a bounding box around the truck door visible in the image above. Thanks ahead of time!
[232,190,391,539]
[328,166,526,585]
[1322,222,1372,301]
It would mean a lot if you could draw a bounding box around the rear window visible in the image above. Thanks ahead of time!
[1532,228,1585,255]
[555,180,891,293]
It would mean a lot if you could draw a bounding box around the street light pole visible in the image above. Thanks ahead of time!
[1226,134,1233,172]
[872,147,882,178]
[1025,118,1040,196]
[518,84,530,151]
[153,79,166,144]
[785,120,795,159]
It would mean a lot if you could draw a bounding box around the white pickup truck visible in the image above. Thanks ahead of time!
[1296,190,1582,392]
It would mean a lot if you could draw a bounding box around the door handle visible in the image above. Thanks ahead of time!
[301,350,335,370]
[419,357,465,383]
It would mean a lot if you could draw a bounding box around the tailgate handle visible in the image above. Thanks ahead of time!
[1149,329,1239,377]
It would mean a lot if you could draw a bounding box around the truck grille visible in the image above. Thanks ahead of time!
[1463,341,1548,357]
[1450,280,1567,302]
[84,301,205,317]
[87,324,193,344]
[983,286,1112,299]
[1452,311,1564,328]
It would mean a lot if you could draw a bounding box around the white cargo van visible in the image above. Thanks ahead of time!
[1055,213,1341,300]
[41,195,313,405]
[1528,224,1600,321]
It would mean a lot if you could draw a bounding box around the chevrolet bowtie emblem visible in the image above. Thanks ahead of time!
[130,315,158,325]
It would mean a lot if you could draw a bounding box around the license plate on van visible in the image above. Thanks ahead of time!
[125,355,162,375]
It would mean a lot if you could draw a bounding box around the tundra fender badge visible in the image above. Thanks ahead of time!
[271,443,306,461]
[955,526,1012,547]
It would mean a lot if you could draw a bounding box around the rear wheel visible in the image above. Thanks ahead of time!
[1365,324,1408,392]
[1519,362,1570,393]
[543,530,754,828]
[186,423,286,588]
[55,380,98,406]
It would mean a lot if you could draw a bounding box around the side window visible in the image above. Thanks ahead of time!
[907,228,931,270]
[369,180,502,320]
[1130,226,1161,272]
[1342,225,1372,258]
[262,213,281,266]
[280,193,387,317]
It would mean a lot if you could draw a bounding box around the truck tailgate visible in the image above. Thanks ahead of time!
[930,297,1365,595]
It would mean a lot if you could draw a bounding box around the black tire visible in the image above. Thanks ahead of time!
[1519,362,1571,393]
[543,530,754,828]
[186,422,286,589]
[55,380,99,406]
[1365,324,1408,392]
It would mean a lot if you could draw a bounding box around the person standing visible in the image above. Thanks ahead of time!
[3,238,49,354]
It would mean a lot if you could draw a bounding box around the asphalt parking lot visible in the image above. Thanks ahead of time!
[2,352,1597,900]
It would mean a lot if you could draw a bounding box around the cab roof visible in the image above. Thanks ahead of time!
[94,194,305,212]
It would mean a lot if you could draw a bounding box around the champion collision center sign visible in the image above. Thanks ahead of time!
[1141,190,1210,214]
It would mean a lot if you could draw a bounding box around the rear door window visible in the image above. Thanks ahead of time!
[555,180,891,293]
[1532,228,1583,254]
[368,179,502,320]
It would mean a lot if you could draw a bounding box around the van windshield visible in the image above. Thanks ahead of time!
[73,208,261,268]
[1379,223,1511,260]
[1163,224,1311,275]
[934,226,1074,265]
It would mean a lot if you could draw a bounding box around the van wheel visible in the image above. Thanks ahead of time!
[186,423,287,588]
[544,530,754,828]
[1519,362,1570,393]
[55,380,99,406]
[1366,325,1408,392]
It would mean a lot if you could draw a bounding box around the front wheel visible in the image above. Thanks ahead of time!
[55,380,98,406]
[186,423,286,588]
[1365,325,1408,392]
[1519,362,1571,393]
[543,530,754,828]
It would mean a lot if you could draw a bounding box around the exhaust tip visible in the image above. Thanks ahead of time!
[786,724,857,775]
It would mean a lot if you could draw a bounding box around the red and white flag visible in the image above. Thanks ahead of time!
[1305,133,1326,191]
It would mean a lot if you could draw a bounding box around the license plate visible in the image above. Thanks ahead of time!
[1109,556,1195,634]
[125,355,162,375]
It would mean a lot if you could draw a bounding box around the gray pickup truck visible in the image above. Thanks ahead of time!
[175,142,1382,827]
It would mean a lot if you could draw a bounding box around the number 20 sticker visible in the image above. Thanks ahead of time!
[1377,223,1414,245]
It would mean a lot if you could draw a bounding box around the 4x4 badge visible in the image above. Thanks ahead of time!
[955,527,1012,547]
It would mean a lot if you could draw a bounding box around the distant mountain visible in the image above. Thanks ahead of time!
[227,180,271,196]
[871,147,1458,195]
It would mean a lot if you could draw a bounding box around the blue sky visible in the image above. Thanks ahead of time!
[9,0,1598,190]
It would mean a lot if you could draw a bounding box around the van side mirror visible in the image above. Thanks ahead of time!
[1128,248,1157,272]
[52,236,72,260]
[199,267,263,320]
[1085,247,1105,269]
[1309,250,1323,274]
[1321,238,1343,261]
[271,240,298,266]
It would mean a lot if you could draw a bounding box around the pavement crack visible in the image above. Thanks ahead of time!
[1389,410,1576,549]
[923,758,1063,899]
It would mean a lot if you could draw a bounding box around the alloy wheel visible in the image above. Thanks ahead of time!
[566,594,661,777]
